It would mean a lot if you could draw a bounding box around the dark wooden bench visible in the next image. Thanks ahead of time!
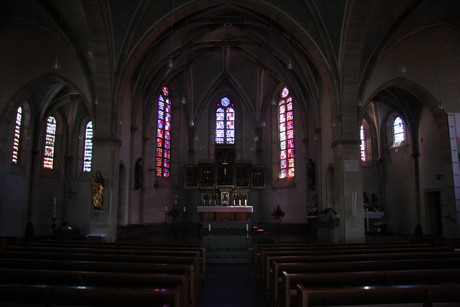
[296,283,460,307]
[253,240,413,277]
[0,283,182,306]
[0,267,189,307]
[271,257,460,305]
[283,268,460,307]
[261,246,452,294]
[21,241,206,272]
[0,257,199,302]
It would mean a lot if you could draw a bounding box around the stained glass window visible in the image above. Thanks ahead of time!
[360,125,366,162]
[155,86,172,177]
[279,87,295,178]
[393,116,405,146]
[43,116,57,169]
[83,121,93,172]
[11,106,22,164]
[215,97,235,144]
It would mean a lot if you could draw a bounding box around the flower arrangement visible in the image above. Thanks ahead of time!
[271,205,285,223]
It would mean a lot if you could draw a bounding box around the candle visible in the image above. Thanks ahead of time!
[208,224,211,231]
[165,206,168,212]
[244,199,247,206]
[246,223,249,232]
[183,206,186,212]
[238,199,241,206]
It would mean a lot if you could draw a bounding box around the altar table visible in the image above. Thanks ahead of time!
[197,206,253,221]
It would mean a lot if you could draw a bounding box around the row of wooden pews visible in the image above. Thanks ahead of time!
[0,240,205,306]
[254,240,460,306]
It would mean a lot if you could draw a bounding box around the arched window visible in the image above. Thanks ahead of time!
[360,125,366,162]
[43,116,57,169]
[393,116,405,146]
[215,97,235,144]
[83,121,93,172]
[279,87,295,179]
[11,106,23,164]
[155,86,172,177]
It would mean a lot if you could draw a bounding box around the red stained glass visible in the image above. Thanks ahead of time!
[278,87,295,179]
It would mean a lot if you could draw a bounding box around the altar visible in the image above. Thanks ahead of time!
[197,206,253,221]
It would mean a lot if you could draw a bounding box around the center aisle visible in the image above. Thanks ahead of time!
[196,263,268,307]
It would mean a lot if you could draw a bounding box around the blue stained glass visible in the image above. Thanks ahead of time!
[155,86,172,178]
[287,102,293,111]
[280,141,286,150]
[281,159,287,168]
[215,99,235,144]
[280,150,287,159]
[287,121,294,130]
[280,114,286,123]
[280,123,286,132]
[287,130,294,139]
[288,139,294,148]
[287,111,293,120]
[280,170,287,179]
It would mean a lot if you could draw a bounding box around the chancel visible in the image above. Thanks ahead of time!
[1,1,460,306]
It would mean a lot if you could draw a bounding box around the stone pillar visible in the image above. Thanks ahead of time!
[332,140,365,242]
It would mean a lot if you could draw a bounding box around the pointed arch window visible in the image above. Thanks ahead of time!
[43,116,57,169]
[279,87,295,179]
[360,124,366,162]
[83,121,93,172]
[11,106,23,164]
[393,116,405,146]
[215,97,235,144]
[155,86,172,177]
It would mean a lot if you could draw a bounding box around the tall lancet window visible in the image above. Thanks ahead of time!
[83,121,93,172]
[43,116,57,169]
[155,86,172,177]
[279,87,295,179]
[11,106,23,164]
[393,116,405,146]
[215,97,235,144]
[360,125,366,162]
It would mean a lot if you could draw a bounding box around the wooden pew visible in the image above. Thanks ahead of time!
[296,283,460,307]
[257,243,437,284]
[5,244,205,276]
[0,258,198,305]
[0,267,189,307]
[253,240,413,277]
[261,246,452,294]
[0,283,182,306]
[0,249,201,301]
[272,257,460,305]
[26,241,206,273]
[283,268,460,307]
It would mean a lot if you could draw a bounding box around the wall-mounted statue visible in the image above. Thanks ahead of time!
[91,170,105,210]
